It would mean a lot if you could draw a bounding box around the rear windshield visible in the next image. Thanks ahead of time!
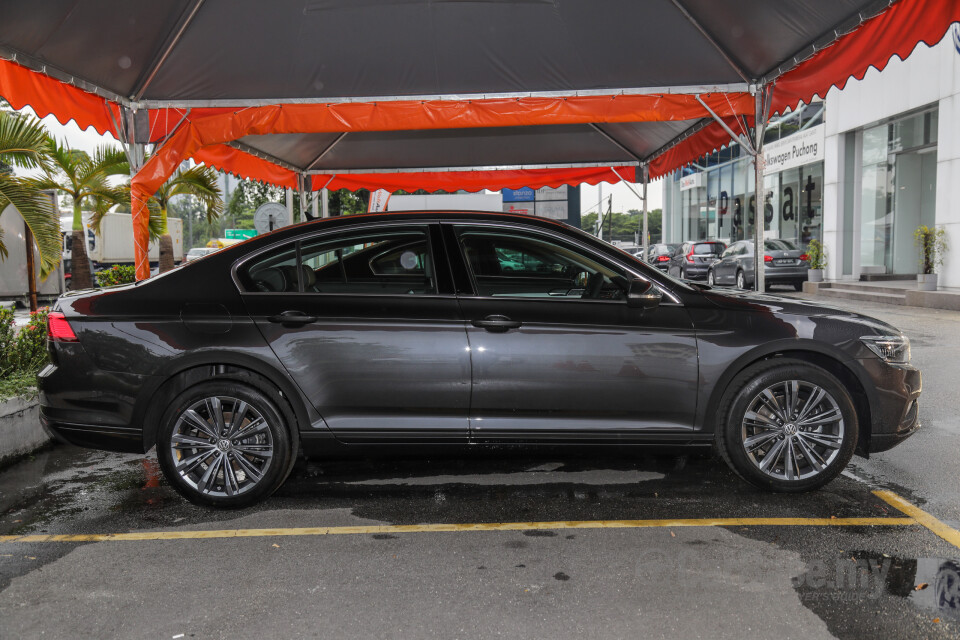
[764,239,798,251]
[693,243,725,255]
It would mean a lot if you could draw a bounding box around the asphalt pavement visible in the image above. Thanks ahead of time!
[1,290,959,639]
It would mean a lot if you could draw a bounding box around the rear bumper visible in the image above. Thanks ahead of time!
[37,347,155,454]
[682,264,711,279]
[764,266,808,283]
[40,412,144,453]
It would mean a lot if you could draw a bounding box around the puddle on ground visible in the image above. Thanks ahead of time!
[793,550,960,622]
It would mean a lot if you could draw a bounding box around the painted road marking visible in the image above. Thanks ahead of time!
[0,517,915,544]
[874,489,960,550]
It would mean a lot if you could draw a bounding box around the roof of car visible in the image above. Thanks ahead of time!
[231,210,574,250]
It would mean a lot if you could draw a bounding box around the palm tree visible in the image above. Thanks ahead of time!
[29,141,128,289]
[147,165,222,272]
[0,110,61,278]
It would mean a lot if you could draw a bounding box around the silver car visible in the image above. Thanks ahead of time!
[707,239,810,291]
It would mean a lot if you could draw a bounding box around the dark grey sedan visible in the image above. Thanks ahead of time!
[39,211,920,507]
[708,239,810,291]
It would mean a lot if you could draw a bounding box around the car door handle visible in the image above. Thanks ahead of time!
[471,315,522,332]
[268,310,318,326]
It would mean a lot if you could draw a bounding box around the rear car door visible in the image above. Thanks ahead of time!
[444,222,699,443]
[237,223,470,443]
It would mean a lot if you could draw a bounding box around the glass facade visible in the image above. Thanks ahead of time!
[859,108,938,274]
[667,103,825,251]
[668,155,823,249]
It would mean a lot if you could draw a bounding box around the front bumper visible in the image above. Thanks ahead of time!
[860,359,922,454]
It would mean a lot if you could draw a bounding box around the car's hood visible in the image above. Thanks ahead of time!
[697,286,903,336]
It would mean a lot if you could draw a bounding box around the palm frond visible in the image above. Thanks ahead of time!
[43,137,84,191]
[92,145,130,177]
[0,174,62,277]
[0,111,49,170]
[167,166,224,223]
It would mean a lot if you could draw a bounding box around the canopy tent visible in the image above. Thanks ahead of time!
[1,0,958,282]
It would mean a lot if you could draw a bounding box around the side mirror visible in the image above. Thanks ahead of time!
[626,279,662,310]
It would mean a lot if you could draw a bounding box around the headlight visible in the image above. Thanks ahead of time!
[860,335,911,363]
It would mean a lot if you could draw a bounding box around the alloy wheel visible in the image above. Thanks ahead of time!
[737,271,745,289]
[707,271,715,286]
[740,380,845,481]
[169,395,274,497]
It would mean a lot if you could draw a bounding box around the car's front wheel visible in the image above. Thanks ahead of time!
[716,359,858,492]
[707,270,716,286]
[736,269,746,290]
[157,381,294,508]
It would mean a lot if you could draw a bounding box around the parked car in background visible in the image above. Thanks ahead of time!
[185,247,219,262]
[707,239,810,291]
[666,240,726,280]
[645,243,680,271]
[40,211,920,507]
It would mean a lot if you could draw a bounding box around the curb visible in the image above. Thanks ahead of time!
[0,394,51,468]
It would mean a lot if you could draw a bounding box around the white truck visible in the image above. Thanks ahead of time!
[62,211,183,280]
[0,197,66,305]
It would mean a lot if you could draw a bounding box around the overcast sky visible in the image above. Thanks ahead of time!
[22,105,664,214]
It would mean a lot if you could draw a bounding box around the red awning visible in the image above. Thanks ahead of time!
[0,0,956,279]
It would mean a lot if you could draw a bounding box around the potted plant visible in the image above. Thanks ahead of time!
[914,225,948,291]
[806,238,826,283]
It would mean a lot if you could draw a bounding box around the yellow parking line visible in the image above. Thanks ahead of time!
[0,516,915,544]
[874,489,960,550]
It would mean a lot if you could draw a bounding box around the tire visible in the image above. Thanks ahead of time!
[736,270,746,290]
[793,282,804,292]
[680,267,686,280]
[707,270,715,286]
[157,380,295,508]
[716,358,858,492]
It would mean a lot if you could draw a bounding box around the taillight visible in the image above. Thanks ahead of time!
[657,255,670,262]
[763,255,773,263]
[47,312,78,342]
[686,250,695,263]
[800,254,809,261]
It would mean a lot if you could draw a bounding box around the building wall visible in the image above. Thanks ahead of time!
[823,28,960,286]
[661,27,960,288]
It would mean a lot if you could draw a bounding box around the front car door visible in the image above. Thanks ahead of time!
[443,222,699,443]
[237,222,471,443]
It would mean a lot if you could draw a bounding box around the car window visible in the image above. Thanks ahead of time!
[765,239,798,251]
[238,227,436,295]
[455,227,624,300]
[693,243,725,255]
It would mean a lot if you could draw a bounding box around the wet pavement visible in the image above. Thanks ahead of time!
[2,294,959,639]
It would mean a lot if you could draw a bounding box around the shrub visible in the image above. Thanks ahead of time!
[806,239,827,270]
[914,225,948,275]
[96,264,137,287]
[0,307,49,399]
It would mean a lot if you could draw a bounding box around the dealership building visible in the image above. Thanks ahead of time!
[663,26,960,288]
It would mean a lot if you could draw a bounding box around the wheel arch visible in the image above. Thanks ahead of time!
[702,342,875,455]
[135,351,314,453]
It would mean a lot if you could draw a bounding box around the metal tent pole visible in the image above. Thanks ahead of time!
[753,88,768,293]
[641,166,649,259]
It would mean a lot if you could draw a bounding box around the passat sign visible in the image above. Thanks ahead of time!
[763,123,825,175]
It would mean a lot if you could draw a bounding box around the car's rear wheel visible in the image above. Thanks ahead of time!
[716,359,857,492]
[157,381,294,508]
[793,281,804,291]
[736,269,746,290]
